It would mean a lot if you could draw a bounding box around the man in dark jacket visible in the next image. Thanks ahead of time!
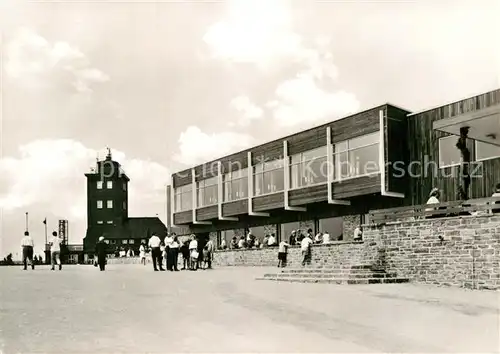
[94,236,107,271]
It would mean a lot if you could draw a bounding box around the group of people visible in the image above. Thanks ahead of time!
[145,233,215,272]
[426,183,500,217]
[20,230,64,271]
[93,232,215,272]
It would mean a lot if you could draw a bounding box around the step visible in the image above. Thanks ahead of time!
[263,272,397,279]
[280,268,386,274]
[256,277,410,285]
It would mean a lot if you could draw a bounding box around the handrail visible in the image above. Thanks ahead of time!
[369,197,500,223]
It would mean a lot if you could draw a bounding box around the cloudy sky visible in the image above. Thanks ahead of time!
[0,0,498,257]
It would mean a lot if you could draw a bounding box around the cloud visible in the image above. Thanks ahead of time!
[205,0,360,128]
[174,126,255,166]
[5,27,109,93]
[203,0,302,68]
[0,139,170,255]
[268,74,360,127]
[229,95,264,127]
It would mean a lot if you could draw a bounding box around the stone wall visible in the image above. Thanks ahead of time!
[213,241,374,268]
[342,214,362,241]
[363,215,500,290]
[213,214,500,290]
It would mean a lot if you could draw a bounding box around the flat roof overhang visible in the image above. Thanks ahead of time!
[432,104,500,146]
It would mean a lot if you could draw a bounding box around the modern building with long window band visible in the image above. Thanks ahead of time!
[168,88,500,246]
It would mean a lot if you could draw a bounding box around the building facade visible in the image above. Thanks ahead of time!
[169,89,500,247]
[83,149,169,256]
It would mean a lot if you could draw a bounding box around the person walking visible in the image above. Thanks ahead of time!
[139,241,147,266]
[94,236,107,271]
[170,235,180,271]
[205,238,214,269]
[21,231,35,270]
[49,231,63,271]
[148,233,164,271]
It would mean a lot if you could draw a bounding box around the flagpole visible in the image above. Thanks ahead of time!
[44,219,48,248]
[25,212,28,232]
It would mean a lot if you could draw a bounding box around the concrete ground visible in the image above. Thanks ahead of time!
[0,265,498,353]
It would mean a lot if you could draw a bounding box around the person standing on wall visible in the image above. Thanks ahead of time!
[21,231,35,270]
[94,236,108,271]
[148,233,164,271]
[49,231,63,271]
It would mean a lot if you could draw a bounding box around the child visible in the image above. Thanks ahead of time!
[202,246,210,269]
[277,240,290,268]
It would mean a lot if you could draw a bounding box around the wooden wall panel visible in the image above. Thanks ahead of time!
[407,89,500,205]
[194,162,219,182]
[330,107,384,144]
[222,200,248,216]
[251,140,283,165]
[253,193,284,211]
[173,211,192,225]
[220,151,248,173]
[287,128,327,156]
[289,184,328,206]
[196,205,218,221]
[331,175,381,199]
[172,169,192,188]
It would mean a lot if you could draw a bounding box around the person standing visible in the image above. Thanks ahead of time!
[277,239,290,268]
[301,230,313,266]
[94,236,107,271]
[139,241,147,266]
[164,232,174,270]
[49,231,63,271]
[189,235,198,271]
[148,233,164,271]
[353,226,363,241]
[21,231,35,270]
[170,236,180,271]
[289,230,296,246]
[205,238,214,269]
[180,240,190,270]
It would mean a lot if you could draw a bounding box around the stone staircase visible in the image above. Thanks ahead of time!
[256,265,410,285]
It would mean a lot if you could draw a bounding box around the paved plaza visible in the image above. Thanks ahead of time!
[0,265,499,353]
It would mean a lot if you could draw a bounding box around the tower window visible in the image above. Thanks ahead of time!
[123,183,127,191]
[97,181,103,189]
[97,200,103,209]
[107,181,113,189]
[107,200,113,208]
[107,221,113,224]
[97,220,103,224]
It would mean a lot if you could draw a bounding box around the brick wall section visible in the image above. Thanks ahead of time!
[363,215,500,290]
[343,214,362,241]
[213,242,376,268]
[213,214,500,290]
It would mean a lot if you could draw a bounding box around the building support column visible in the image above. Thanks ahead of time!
[327,126,351,206]
[192,168,211,225]
[283,140,306,211]
[247,152,269,217]
[217,161,238,221]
